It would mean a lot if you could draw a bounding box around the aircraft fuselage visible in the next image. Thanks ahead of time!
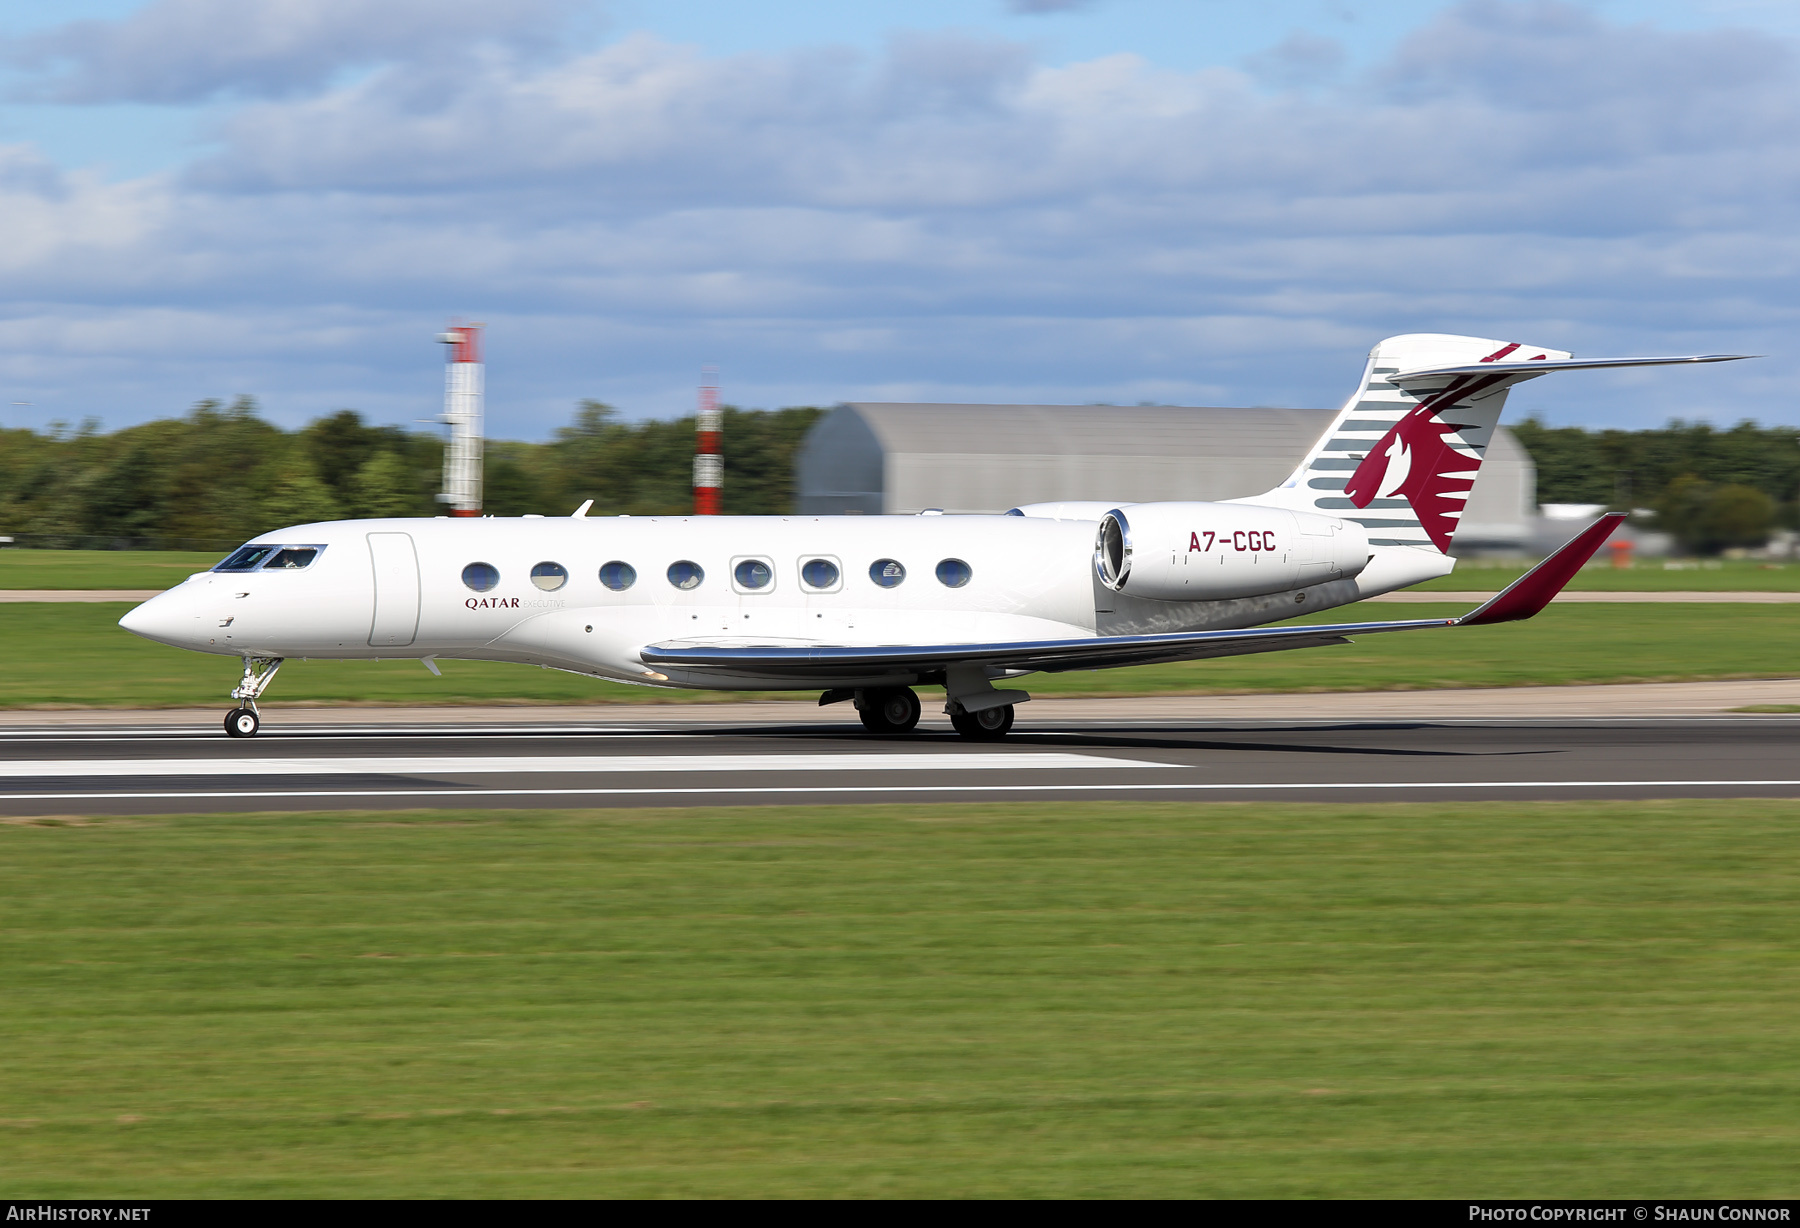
[120,509,1400,692]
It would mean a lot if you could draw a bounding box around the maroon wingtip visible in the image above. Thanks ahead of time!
[1459,512,1628,626]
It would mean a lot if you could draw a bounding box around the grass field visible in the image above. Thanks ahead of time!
[0,549,221,589]
[4,547,1800,592]
[3,600,1796,708]
[1,800,1796,1197]
[1414,556,1800,592]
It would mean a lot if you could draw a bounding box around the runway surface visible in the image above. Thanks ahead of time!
[4,704,1800,814]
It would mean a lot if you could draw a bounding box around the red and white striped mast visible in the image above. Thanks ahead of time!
[436,324,484,517]
[693,365,721,515]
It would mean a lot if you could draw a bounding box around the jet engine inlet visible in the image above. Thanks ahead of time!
[1095,510,1131,591]
[1092,502,1370,602]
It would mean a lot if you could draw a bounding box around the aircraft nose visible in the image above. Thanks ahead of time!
[119,590,201,648]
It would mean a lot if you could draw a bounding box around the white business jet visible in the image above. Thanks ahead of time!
[120,334,1747,738]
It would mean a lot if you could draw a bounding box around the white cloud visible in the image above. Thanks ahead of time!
[0,1,1795,435]
[5,0,583,103]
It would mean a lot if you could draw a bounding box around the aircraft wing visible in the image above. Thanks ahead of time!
[641,514,1626,683]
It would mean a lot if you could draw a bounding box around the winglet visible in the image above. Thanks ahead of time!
[1457,512,1628,626]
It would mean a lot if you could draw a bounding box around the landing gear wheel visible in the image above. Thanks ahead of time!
[857,687,921,734]
[950,704,1014,740]
[226,657,282,738]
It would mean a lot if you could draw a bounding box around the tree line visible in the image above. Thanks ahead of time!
[1512,417,1800,553]
[3,400,1794,555]
[0,398,822,551]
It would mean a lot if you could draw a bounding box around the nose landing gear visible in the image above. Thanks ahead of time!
[224,656,283,738]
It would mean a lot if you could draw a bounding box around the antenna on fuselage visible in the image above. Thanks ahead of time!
[435,324,484,517]
[694,365,721,515]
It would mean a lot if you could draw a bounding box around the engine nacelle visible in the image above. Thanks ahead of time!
[1094,502,1370,601]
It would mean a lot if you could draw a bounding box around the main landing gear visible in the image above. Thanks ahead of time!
[224,656,283,738]
[856,686,922,735]
[948,704,1015,741]
[819,685,1017,739]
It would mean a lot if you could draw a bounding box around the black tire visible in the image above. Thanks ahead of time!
[857,687,921,734]
[225,707,260,738]
[950,704,1014,740]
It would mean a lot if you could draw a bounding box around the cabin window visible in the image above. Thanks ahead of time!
[462,562,500,592]
[936,558,972,588]
[599,561,636,591]
[733,559,773,591]
[667,560,705,591]
[531,561,568,592]
[869,559,906,588]
[214,545,277,572]
[801,558,840,590]
[262,546,320,570]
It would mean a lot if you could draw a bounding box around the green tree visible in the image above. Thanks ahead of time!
[305,411,382,504]
[1656,475,1776,555]
[349,451,416,519]
[86,443,166,540]
[260,462,342,532]
[484,452,544,517]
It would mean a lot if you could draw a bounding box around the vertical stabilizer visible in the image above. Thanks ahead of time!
[1243,334,1569,553]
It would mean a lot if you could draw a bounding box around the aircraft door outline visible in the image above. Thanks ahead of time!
[367,532,421,648]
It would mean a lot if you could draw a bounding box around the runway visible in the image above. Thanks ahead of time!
[4,704,1800,813]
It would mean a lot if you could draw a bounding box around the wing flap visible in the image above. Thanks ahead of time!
[640,621,1441,679]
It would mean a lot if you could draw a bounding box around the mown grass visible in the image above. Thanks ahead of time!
[3,600,1796,708]
[0,800,1796,1197]
[1414,556,1800,592]
[4,547,1799,591]
[0,549,222,589]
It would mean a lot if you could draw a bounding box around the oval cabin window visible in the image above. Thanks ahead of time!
[869,559,906,588]
[462,562,500,593]
[599,561,636,591]
[531,561,568,592]
[936,558,972,588]
[734,559,772,590]
[667,560,705,591]
[801,558,839,589]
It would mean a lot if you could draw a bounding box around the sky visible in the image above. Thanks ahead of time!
[0,0,1795,439]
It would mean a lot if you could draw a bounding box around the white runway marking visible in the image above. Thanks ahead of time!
[0,752,1162,778]
[4,779,1800,803]
[0,727,686,740]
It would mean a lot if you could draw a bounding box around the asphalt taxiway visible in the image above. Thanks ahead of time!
[3,690,1799,814]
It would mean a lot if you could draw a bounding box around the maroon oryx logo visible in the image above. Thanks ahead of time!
[1344,349,1536,551]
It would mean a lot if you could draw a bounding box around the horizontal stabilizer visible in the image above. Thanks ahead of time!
[1391,353,1753,388]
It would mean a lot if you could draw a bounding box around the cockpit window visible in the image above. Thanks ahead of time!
[263,547,321,570]
[214,545,277,572]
